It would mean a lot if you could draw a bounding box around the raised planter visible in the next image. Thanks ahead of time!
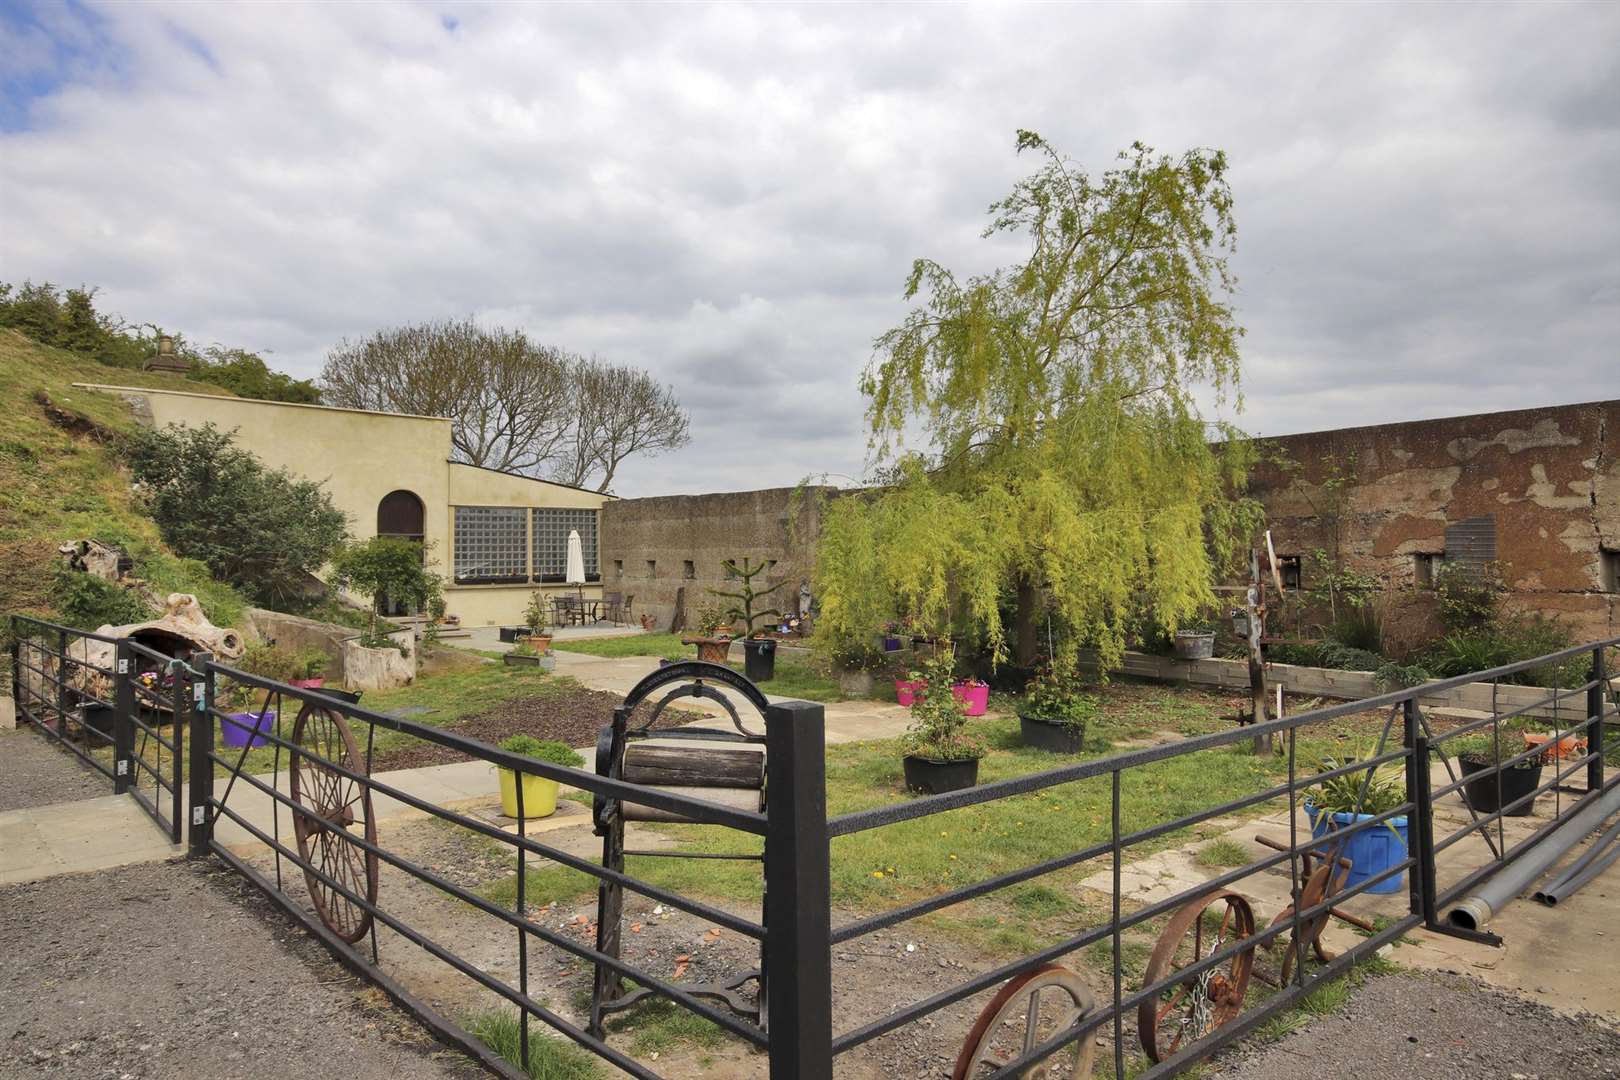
[903,755,979,795]
[742,638,777,682]
[838,669,875,697]
[1018,712,1086,754]
[497,768,560,819]
[952,681,989,717]
[1458,755,1543,816]
[1173,631,1215,660]
[1306,804,1409,895]
[221,709,277,749]
[503,652,556,672]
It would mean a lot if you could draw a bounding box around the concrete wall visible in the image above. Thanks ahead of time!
[1251,399,1618,652]
[80,384,613,629]
[599,486,832,632]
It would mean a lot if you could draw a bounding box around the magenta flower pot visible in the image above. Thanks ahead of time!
[895,679,926,707]
[952,682,989,716]
[290,678,325,690]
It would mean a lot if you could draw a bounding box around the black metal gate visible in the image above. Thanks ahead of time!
[122,637,187,842]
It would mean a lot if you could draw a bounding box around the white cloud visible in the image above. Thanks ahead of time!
[2,1,1617,494]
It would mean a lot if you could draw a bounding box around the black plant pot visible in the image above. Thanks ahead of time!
[1459,754,1542,817]
[742,638,777,682]
[903,755,979,795]
[1019,712,1086,754]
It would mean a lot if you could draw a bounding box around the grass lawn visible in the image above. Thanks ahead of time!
[555,633,690,661]
[556,633,859,702]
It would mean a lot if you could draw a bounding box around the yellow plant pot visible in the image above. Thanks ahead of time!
[498,768,560,819]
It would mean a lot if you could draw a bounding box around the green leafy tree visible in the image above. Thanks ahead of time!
[817,133,1260,669]
[190,346,321,404]
[328,536,444,640]
[125,423,349,609]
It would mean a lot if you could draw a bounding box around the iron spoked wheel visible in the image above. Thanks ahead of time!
[1269,860,1346,984]
[289,701,378,943]
[1139,890,1255,1064]
[952,964,1098,1079]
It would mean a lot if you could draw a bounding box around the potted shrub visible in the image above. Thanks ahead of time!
[502,642,556,672]
[1453,723,1547,817]
[1018,662,1097,753]
[713,557,787,682]
[1173,623,1216,660]
[289,648,328,690]
[682,601,735,664]
[496,735,584,819]
[1305,751,1409,894]
[901,652,986,794]
[522,590,554,653]
[830,641,885,697]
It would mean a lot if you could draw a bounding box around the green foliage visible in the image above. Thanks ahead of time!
[1310,750,1406,819]
[1021,660,1099,731]
[188,346,321,403]
[1448,720,1548,768]
[50,567,153,629]
[522,589,551,632]
[1196,838,1252,869]
[328,536,443,637]
[1329,603,1384,655]
[124,423,348,609]
[691,600,731,638]
[817,134,1260,671]
[1424,615,1584,688]
[1373,661,1431,691]
[0,281,150,368]
[461,1008,602,1080]
[498,734,585,767]
[711,556,785,638]
[900,649,985,762]
[1433,560,1504,632]
[1315,642,1383,672]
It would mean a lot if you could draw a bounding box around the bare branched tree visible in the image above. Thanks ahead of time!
[320,319,689,491]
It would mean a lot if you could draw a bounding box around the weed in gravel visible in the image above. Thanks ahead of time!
[463,1008,601,1079]
[1195,838,1251,868]
[604,994,727,1055]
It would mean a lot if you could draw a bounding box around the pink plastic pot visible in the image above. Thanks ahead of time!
[895,679,926,707]
[290,678,325,690]
[953,682,989,716]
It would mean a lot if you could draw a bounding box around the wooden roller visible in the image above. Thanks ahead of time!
[619,744,766,824]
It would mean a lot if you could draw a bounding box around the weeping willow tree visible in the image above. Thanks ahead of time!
[815,132,1261,669]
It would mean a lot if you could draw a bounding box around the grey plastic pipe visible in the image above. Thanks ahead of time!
[1446,782,1620,932]
[1535,811,1620,905]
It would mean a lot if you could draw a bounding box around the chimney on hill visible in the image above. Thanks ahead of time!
[143,333,192,374]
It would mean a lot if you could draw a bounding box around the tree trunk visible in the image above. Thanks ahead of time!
[1014,574,1038,667]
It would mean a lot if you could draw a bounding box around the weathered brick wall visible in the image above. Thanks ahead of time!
[599,487,831,632]
[1251,400,1618,653]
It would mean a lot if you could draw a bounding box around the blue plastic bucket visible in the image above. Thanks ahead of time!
[1307,804,1409,895]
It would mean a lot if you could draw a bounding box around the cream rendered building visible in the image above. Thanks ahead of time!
[78,384,612,627]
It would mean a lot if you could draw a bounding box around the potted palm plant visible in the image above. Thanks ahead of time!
[901,651,986,794]
[1017,661,1097,753]
[713,557,787,682]
[1452,722,1548,817]
[496,735,584,818]
[1305,749,1409,894]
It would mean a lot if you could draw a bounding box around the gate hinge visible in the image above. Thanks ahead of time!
[193,682,206,709]
[117,659,130,675]
[192,806,207,826]
[116,759,129,777]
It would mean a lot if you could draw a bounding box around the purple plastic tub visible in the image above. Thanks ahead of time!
[221,710,276,749]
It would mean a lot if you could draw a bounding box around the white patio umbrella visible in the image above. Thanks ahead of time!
[565,530,587,590]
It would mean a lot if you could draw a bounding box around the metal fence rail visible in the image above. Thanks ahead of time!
[7,606,1618,1080]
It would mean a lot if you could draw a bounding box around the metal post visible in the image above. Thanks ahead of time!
[1402,698,1422,917]
[1247,549,1272,756]
[56,627,70,732]
[10,621,20,721]
[187,653,214,857]
[763,699,832,1080]
[112,639,134,795]
[169,661,185,843]
[1589,646,1607,797]
[1413,734,1439,927]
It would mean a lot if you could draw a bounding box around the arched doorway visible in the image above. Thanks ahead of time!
[376,490,425,615]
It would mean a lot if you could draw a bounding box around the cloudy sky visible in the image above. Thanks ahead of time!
[3,2,1617,496]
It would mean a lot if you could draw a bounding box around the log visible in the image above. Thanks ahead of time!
[622,744,764,788]
[621,784,764,823]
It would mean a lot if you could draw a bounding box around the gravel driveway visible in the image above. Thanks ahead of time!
[0,727,108,812]
[0,859,488,1079]
[1211,971,1620,1079]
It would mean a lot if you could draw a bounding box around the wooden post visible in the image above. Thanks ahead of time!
[1248,549,1272,755]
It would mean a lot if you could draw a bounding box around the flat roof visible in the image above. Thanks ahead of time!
[448,459,619,499]
[73,383,453,424]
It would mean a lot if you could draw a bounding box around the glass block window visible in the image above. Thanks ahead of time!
[453,507,528,584]
[533,508,599,582]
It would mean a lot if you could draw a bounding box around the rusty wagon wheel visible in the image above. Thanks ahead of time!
[1139,890,1255,1063]
[1269,858,1348,984]
[289,700,379,943]
[952,963,1098,1079]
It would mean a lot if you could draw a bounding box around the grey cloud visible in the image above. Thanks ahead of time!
[3,1,1617,498]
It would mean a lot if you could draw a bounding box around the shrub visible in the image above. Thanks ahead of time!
[1433,560,1505,632]
[1316,642,1383,672]
[900,650,985,762]
[499,735,585,768]
[51,567,153,629]
[1448,720,1549,768]
[328,536,444,639]
[1374,662,1431,691]
[1424,615,1584,688]
[125,423,348,610]
[1021,661,1099,731]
